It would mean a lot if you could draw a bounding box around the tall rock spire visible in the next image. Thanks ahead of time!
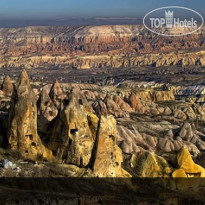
[8,69,53,161]
[93,115,130,177]
[1,75,13,97]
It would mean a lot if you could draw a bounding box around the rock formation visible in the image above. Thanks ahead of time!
[172,146,205,178]
[8,69,53,161]
[0,26,204,69]
[49,80,65,109]
[48,87,99,166]
[92,100,108,116]
[93,115,131,177]
[1,75,13,97]
[113,95,132,113]
[104,95,130,117]
[39,87,58,122]
[130,152,172,177]
[48,86,130,176]
[127,92,145,113]
[1,67,205,182]
[171,146,205,190]
[117,125,157,154]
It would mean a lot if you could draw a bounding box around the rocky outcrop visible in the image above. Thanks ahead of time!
[92,100,108,116]
[117,117,205,156]
[2,68,205,181]
[93,115,130,177]
[47,86,130,176]
[153,90,175,102]
[8,70,53,161]
[92,94,132,117]
[113,95,132,113]
[134,90,175,103]
[130,152,172,177]
[2,51,205,69]
[104,95,130,117]
[48,87,99,166]
[117,125,157,154]
[1,75,13,97]
[39,87,58,121]
[49,80,65,109]
[172,146,205,178]
[127,92,145,113]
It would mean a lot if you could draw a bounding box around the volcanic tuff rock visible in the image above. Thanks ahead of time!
[93,115,131,177]
[172,146,205,177]
[127,92,145,113]
[104,95,130,117]
[8,70,53,161]
[49,80,65,109]
[2,69,205,182]
[4,70,130,177]
[0,26,205,68]
[38,86,58,122]
[117,125,157,154]
[1,75,13,97]
[133,90,175,103]
[48,86,98,165]
[130,152,172,177]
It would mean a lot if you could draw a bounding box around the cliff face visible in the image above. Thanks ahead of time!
[0,25,205,69]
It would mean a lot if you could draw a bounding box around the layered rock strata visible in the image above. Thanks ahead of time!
[0,25,204,68]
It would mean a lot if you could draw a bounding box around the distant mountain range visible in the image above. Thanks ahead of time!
[0,17,143,28]
[0,25,204,69]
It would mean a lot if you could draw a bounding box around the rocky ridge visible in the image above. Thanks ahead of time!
[0,25,205,68]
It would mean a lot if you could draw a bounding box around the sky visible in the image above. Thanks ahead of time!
[0,0,204,20]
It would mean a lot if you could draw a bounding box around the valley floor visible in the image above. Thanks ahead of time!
[1,67,205,204]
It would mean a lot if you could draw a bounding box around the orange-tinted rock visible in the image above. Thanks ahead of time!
[172,146,205,190]
[49,80,65,109]
[39,87,58,121]
[130,152,172,177]
[172,146,205,178]
[1,75,13,97]
[93,115,131,177]
[0,26,204,69]
[49,87,99,166]
[104,95,129,117]
[0,90,4,97]
[8,69,53,161]
[127,93,145,114]
[113,95,132,113]
[153,91,175,102]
